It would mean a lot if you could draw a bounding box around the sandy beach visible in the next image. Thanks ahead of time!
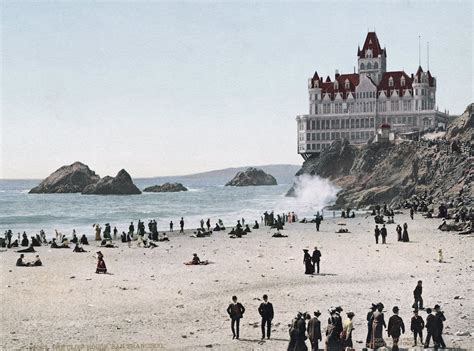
[1,213,472,350]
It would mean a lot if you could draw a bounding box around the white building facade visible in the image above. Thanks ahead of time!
[296,32,449,159]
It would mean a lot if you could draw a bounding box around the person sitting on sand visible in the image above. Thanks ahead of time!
[62,238,70,248]
[192,253,201,265]
[121,232,127,243]
[50,238,59,248]
[213,223,221,231]
[100,240,117,248]
[95,251,107,274]
[16,254,30,266]
[272,230,288,238]
[11,239,19,248]
[244,224,251,233]
[21,233,29,247]
[71,233,78,244]
[32,235,42,247]
[218,219,225,230]
[17,243,36,253]
[31,255,42,266]
[158,233,169,242]
[73,243,87,253]
[80,235,89,245]
[253,220,259,229]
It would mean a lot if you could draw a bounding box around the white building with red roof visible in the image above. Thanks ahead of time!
[296,32,449,159]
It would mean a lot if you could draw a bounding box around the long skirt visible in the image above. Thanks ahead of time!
[96,259,107,273]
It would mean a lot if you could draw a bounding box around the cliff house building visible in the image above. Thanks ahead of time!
[296,32,449,159]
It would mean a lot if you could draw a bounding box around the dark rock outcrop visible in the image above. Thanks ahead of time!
[143,183,188,193]
[29,162,100,194]
[225,167,277,186]
[291,103,473,210]
[82,169,141,195]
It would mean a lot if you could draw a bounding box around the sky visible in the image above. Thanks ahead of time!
[1,1,472,179]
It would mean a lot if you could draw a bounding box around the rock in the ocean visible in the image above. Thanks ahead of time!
[143,183,188,193]
[82,169,141,195]
[225,167,277,186]
[29,162,100,194]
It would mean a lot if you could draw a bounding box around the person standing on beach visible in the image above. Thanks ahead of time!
[307,310,322,351]
[95,251,107,274]
[342,311,355,349]
[312,246,321,274]
[387,306,405,351]
[206,218,211,232]
[129,222,134,236]
[434,304,446,348]
[169,221,173,232]
[366,304,377,348]
[410,207,415,220]
[180,218,185,233]
[412,280,423,310]
[226,296,245,339]
[315,212,322,232]
[411,309,425,347]
[374,225,380,244]
[396,224,402,241]
[424,308,438,348]
[370,303,387,349]
[402,223,410,242]
[381,225,387,244]
[303,249,314,274]
[258,294,274,339]
[326,307,343,350]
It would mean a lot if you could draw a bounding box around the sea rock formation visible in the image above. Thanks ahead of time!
[82,169,141,195]
[29,162,100,194]
[143,183,188,193]
[225,167,277,186]
[290,103,473,210]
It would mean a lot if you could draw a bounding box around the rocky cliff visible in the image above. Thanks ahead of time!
[29,162,100,194]
[225,167,277,186]
[82,169,141,195]
[143,183,188,193]
[291,103,473,209]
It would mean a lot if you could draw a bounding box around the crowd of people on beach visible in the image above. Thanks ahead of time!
[225,279,447,350]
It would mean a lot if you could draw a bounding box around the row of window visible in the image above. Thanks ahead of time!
[300,131,375,150]
[303,117,376,130]
[309,88,433,102]
[360,61,379,70]
[310,98,435,115]
[304,130,375,142]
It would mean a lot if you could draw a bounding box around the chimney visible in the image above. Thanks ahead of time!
[335,69,340,79]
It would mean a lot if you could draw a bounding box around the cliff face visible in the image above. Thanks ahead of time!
[294,104,473,209]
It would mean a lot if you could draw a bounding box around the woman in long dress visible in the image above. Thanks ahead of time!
[96,251,107,274]
[370,303,387,349]
[402,223,410,242]
[303,249,314,274]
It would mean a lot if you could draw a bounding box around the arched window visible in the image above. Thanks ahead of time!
[367,62,372,70]
[366,49,373,58]
[360,63,365,70]
[334,81,339,89]
[401,76,405,86]
[374,62,379,69]
[345,79,350,89]
[389,77,394,87]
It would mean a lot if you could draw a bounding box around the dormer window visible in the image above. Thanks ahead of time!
[366,49,373,58]
[334,81,339,89]
[401,76,405,86]
[345,79,350,89]
[315,81,319,88]
[388,77,394,87]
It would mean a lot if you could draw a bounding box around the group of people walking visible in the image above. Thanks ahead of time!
[374,222,410,244]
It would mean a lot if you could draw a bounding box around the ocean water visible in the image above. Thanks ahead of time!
[0,175,339,238]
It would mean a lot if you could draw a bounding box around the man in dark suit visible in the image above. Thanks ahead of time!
[307,310,322,351]
[312,246,322,274]
[258,294,274,339]
[227,295,245,339]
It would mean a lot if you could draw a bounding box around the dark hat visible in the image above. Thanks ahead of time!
[347,311,355,317]
[426,308,432,313]
[303,249,308,252]
[413,309,419,313]
[371,303,377,310]
[434,304,440,309]
[335,306,343,312]
[377,302,384,309]
[263,294,268,299]
[313,310,321,317]
[392,306,399,313]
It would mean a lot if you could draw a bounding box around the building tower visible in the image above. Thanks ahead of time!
[357,32,386,85]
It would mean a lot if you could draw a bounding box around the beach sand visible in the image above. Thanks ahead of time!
[1,213,472,350]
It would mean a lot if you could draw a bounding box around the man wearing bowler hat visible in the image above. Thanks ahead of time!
[307,310,322,351]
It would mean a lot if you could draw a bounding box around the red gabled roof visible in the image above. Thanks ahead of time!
[414,66,435,86]
[377,71,413,96]
[358,32,385,57]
